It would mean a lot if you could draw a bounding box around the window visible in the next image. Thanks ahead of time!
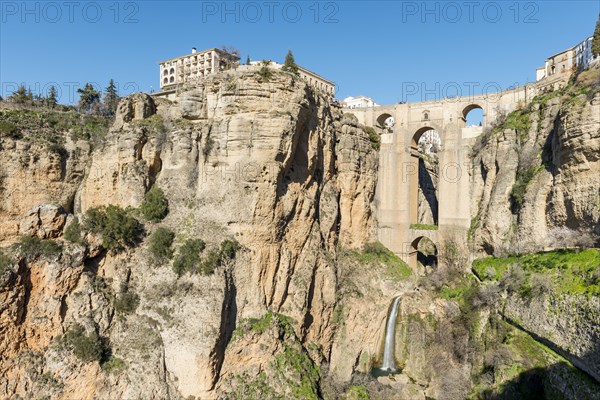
[169,77,175,83]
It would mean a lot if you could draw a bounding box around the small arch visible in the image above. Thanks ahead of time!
[462,104,484,127]
[163,78,168,84]
[376,113,394,131]
[163,69,168,76]
[170,68,175,74]
[422,110,430,121]
[169,76,175,83]
[409,236,438,271]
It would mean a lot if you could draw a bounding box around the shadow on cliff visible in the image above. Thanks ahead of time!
[418,158,438,225]
[477,353,600,400]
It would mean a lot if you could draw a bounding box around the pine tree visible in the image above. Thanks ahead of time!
[9,85,28,104]
[103,79,119,115]
[47,85,58,108]
[246,55,251,65]
[77,83,101,113]
[281,50,298,74]
[593,14,600,57]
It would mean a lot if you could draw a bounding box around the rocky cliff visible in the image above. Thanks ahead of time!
[0,64,598,400]
[0,69,382,399]
[470,66,600,255]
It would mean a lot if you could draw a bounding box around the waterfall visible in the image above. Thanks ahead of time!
[381,296,401,372]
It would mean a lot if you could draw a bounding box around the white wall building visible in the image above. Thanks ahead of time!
[340,96,379,109]
[159,48,240,91]
[536,36,594,82]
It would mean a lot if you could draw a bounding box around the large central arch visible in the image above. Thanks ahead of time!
[409,127,440,226]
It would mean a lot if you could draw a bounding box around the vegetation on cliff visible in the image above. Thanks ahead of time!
[139,186,169,222]
[226,312,321,400]
[473,249,600,296]
[83,205,144,253]
[352,242,412,281]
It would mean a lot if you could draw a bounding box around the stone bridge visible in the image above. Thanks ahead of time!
[344,85,540,269]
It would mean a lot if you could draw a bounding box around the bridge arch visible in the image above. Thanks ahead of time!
[409,126,440,226]
[376,113,394,132]
[462,104,485,127]
[408,236,438,271]
[411,126,441,147]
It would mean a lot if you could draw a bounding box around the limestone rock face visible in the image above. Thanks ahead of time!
[504,294,600,382]
[113,93,157,130]
[470,68,600,255]
[0,138,89,245]
[0,70,380,399]
[19,204,67,239]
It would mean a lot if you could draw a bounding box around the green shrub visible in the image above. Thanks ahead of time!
[102,356,126,374]
[355,242,412,280]
[363,126,380,150]
[257,65,273,82]
[510,165,543,210]
[63,324,109,363]
[18,236,62,259]
[64,217,83,244]
[220,239,241,260]
[0,120,20,138]
[148,227,175,262]
[472,249,600,296]
[173,239,206,276]
[201,249,220,275]
[114,291,140,314]
[0,252,12,276]
[139,186,169,222]
[347,385,370,400]
[136,114,166,136]
[409,223,438,231]
[504,108,532,142]
[83,205,143,253]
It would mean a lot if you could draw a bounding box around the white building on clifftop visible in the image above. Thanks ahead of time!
[156,47,335,98]
[159,47,240,91]
[535,36,595,86]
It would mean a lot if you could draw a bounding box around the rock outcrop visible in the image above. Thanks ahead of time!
[470,66,600,255]
[0,69,380,399]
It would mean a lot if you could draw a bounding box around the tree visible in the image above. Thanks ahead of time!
[46,85,58,108]
[593,14,600,57]
[9,85,28,104]
[281,50,298,74]
[221,45,240,56]
[103,79,119,115]
[77,83,101,113]
[246,55,251,65]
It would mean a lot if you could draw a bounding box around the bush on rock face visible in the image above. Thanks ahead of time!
[173,239,206,277]
[62,324,110,363]
[84,205,143,253]
[139,186,169,222]
[148,227,175,263]
[18,236,62,259]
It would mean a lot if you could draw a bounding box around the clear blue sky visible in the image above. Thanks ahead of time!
[1,1,598,105]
